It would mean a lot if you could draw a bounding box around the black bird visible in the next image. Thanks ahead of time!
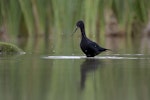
[73,20,110,57]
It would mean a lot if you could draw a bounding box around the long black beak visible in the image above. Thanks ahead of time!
[72,26,78,36]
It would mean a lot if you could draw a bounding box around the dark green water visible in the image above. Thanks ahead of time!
[0,36,150,100]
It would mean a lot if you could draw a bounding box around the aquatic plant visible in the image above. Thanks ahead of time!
[0,0,149,39]
[0,42,23,54]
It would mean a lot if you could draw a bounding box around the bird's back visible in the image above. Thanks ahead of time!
[80,38,107,57]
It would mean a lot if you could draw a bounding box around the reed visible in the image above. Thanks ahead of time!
[18,0,35,36]
[0,0,21,36]
[0,0,149,39]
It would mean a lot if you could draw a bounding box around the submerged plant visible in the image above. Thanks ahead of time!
[0,42,24,55]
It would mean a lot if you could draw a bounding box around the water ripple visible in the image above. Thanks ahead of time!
[42,54,150,60]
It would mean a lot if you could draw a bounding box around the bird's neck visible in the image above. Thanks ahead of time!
[80,27,86,38]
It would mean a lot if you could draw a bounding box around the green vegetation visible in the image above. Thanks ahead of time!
[0,0,150,39]
[0,1,150,99]
[0,42,23,54]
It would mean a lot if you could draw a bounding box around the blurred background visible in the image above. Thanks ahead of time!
[0,0,150,100]
[0,0,150,53]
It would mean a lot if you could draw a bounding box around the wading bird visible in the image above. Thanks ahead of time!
[73,20,110,57]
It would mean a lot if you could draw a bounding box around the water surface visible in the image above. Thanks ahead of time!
[0,37,150,100]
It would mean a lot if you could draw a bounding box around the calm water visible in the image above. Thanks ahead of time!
[0,36,150,100]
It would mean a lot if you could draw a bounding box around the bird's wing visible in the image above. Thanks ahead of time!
[87,40,107,52]
[87,40,100,51]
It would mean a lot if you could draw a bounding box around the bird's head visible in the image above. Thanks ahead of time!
[73,20,84,34]
[76,20,84,28]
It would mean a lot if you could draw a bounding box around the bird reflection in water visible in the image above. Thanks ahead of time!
[80,59,102,90]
